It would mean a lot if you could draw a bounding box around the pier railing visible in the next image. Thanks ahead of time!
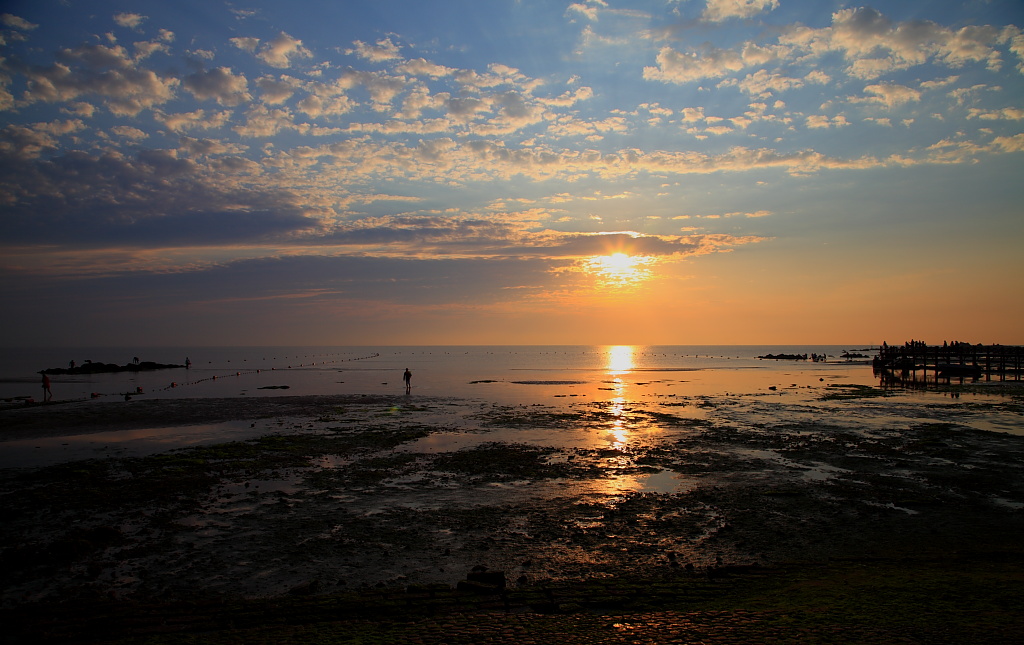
[873,343,1024,384]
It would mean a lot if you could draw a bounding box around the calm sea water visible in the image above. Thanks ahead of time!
[5,345,1023,468]
[0,345,877,404]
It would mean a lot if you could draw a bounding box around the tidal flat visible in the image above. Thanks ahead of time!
[2,384,1023,643]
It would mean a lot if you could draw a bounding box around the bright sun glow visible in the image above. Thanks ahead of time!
[583,253,655,288]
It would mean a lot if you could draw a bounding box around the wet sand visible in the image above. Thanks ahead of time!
[2,385,1023,642]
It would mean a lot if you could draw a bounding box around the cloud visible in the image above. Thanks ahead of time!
[113,13,146,29]
[854,83,921,109]
[967,106,1024,120]
[177,136,248,157]
[806,114,848,129]
[991,133,1024,152]
[133,39,171,61]
[183,67,251,106]
[61,101,96,117]
[232,104,296,137]
[256,75,299,104]
[781,7,1013,80]
[732,69,807,97]
[703,0,779,22]
[0,124,60,158]
[22,45,179,116]
[567,2,604,22]
[539,86,594,108]
[256,32,312,68]
[111,125,148,139]
[396,58,454,78]
[920,75,959,91]
[0,147,318,247]
[156,109,233,132]
[643,45,745,84]
[297,92,355,118]
[648,6,1019,96]
[2,13,38,30]
[348,37,402,62]
[547,115,628,139]
[230,37,260,53]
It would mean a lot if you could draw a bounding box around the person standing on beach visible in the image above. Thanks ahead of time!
[403,368,412,393]
[41,373,52,402]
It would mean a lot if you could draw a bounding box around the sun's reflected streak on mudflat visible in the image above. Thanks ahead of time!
[604,346,635,450]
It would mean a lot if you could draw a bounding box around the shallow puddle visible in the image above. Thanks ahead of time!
[0,420,266,468]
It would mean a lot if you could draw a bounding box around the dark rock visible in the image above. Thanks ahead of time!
[467,568,506,589]
[457,579,501,594]
[288,579,321,596]
[42,361,185,375]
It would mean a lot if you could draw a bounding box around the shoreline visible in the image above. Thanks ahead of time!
[0,394,417,441]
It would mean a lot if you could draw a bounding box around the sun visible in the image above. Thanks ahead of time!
[601,253,634,271]
[583,253,655,288]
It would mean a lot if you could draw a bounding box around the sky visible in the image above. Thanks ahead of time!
[1,0,1022,347]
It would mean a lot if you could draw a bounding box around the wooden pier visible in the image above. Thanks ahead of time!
[873,342,1024,384]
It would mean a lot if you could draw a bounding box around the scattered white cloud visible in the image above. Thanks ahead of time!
[1,13,38,30]
[183,67,251,106]
[854,83,922,109]
[967,106,1024,120]
[111,125,148,139]
[566,1,609,22]
[113,13,146,29]
[348,37,402,63]
[644,45,745,84]
[256,32,312,68]
[230,37,260,53]
[703,0,779,23]
[156,109,233,132]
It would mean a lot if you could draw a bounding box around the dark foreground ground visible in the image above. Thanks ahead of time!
[6,550,1024,644]
[2,389,1023,644]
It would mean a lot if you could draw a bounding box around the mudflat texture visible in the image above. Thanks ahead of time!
[2,388,1022,643]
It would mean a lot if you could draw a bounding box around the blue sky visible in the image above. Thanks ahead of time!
[1,0,1022,346]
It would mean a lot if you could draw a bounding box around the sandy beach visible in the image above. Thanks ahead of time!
[2,383,1023,643]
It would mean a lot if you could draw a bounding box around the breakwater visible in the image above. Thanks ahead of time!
[873,342,1024,383]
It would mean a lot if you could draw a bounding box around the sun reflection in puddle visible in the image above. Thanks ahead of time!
[607,397,629,449]
[569,469,695,498]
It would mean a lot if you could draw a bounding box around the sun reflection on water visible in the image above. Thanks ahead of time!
[607,345,635,375]
[607,397,629,449]
[604,346,635,449]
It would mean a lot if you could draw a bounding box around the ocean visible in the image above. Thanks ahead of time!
[2,344,878,404]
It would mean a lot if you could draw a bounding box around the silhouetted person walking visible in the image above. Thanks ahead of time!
[403,368,412,393]
[41,373,52,402]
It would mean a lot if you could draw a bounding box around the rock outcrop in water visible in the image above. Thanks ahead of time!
[40,361,185,375]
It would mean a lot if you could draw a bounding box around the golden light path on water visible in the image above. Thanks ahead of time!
[596,345,685,495]
[605,345,635,451]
